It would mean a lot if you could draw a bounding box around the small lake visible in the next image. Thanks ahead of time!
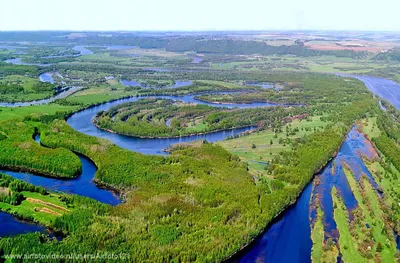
[245,82,281,90]
[39,72,55,84]
[189,55,203,64]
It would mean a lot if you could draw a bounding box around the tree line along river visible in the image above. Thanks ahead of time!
[0,75,398,262]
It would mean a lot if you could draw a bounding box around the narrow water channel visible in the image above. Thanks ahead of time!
[0,211,48,238]
[0,135,120,205]
[67,94,279,155]
[232,126,393,262]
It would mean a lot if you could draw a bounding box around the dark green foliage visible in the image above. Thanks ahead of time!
[373,48,400,61]
[0,121,81,178]
[95,98,299,137]
[0,66,379,262]
[0,173,48,205]
[163,38,368,59]
[0,83,24,94]
[0,62,38,77]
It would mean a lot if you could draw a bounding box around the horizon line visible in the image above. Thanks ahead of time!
[1,29,400,33]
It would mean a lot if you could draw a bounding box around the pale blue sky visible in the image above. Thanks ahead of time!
[1,0,399,31]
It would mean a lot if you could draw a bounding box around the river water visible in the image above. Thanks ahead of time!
[232,74,400,262]
[67,94,278,155]
[1,74,399,255]
[232,126,382,262]
[0,212,48,238]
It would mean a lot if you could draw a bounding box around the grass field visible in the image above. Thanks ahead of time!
[360,117,381,138]
[0,75,53,102]
[332,187,368,263]
[0,104,78,121]
[342,167,397,262]
[311,207,339,262]
[0,191,70,226]
[218,116,330,178]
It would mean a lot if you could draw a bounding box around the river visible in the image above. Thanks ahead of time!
[349,75,400,109]
[1,74,400,256]
[0,212,49,238]
[67,94,279,155]
[232,126,384,263]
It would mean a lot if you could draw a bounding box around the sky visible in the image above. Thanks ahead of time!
[0,0,399,31]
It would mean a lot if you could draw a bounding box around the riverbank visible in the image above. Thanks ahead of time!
[224,124,354,262]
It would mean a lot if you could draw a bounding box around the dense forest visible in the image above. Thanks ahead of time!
[94,98,302,137]
[0,32,369,59]
[1,31,400,261]
[0,121,81,178]
[0,69,380,262]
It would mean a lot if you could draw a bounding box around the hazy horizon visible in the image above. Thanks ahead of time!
[1,0,400,31]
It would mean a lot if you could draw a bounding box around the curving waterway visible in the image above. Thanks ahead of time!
[1,75,400,255]
[67,94,278,155]
[0,134,120,205]
[0,211,49,238]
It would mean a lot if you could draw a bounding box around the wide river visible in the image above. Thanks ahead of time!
[0,75,399,259]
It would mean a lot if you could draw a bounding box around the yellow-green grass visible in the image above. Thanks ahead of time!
[210,54,387,74]
[311,206,339,262]
[0,191,70,226]
[0,75,53,101]
[67,82,137,106]
[311,207,324,262]
[1,75,38,92]
[360,117,381,138]
[332,187,368,263]
[68,92,131,106]
[343,167,397,262]
[80,52,130,62]
[194,80,244,89]
[186,122,209,133]
[218,116,330,178]
[0,104,78,121]
[366,160,400,221]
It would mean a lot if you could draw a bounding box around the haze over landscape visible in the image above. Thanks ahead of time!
[1,0,400,31]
